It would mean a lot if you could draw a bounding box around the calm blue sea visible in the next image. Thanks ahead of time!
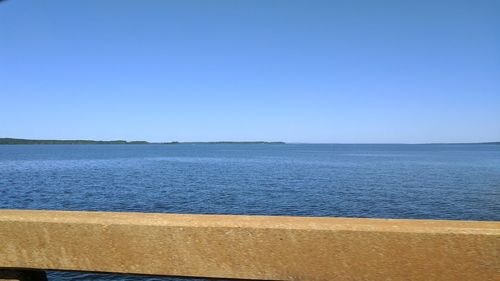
[1,144,499,280]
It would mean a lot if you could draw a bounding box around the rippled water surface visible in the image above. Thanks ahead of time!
[1,144,499,280]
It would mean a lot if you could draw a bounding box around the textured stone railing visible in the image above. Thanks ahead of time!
[0,210,499,281]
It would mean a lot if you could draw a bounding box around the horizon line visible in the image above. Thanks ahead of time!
[1,137,499,145]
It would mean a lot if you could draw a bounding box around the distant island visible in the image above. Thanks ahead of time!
[0,138,285,145]
[0,138,149,145]
[161,141,285,144]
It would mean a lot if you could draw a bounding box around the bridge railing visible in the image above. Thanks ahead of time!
[0,210,499,281]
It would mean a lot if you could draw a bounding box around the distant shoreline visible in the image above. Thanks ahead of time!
[0,138,285,145]
[0,138,498,145]
[160,141,286,145]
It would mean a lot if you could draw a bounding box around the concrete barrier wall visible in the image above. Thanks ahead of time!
[0,210,498,281]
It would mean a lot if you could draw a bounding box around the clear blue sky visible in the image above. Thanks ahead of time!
[1,0,499,143]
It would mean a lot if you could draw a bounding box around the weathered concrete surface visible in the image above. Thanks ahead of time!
[0,270,47,281]
[0,210,498,281]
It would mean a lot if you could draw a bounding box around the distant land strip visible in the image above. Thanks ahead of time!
[0,138,148,145]
[160,141,285,144]
[0,138,498,145]
[0,138,285,145]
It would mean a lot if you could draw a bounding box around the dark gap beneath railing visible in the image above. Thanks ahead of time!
[47,271,245,281]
